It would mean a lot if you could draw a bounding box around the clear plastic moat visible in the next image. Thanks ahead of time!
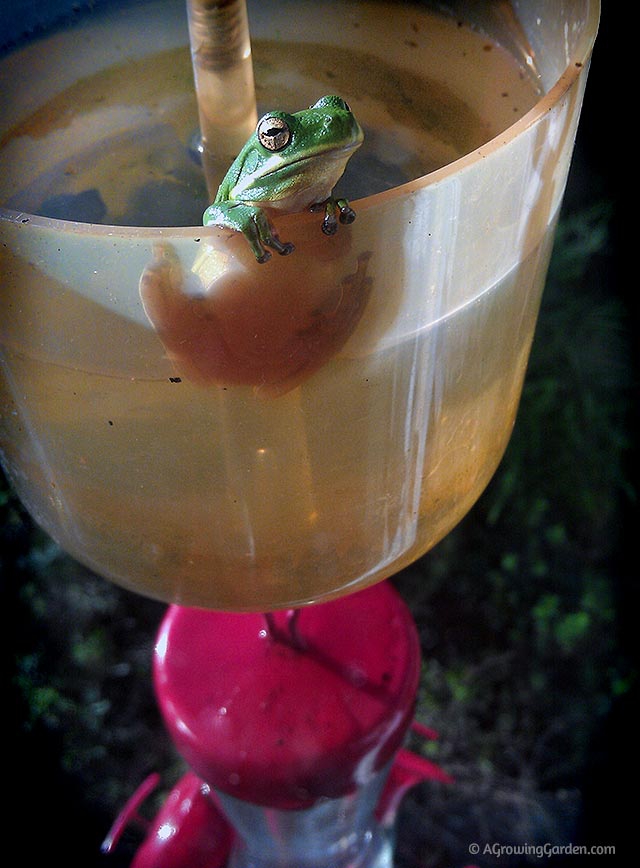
[0,0,599,610]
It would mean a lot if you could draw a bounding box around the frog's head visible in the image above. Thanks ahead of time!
[231,96,364,210]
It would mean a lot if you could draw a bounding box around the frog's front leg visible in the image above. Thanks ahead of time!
[313,197,357,237]
[203,202,295,264]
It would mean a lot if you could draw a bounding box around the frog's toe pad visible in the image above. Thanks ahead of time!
[263,232,294,258]
[322,217,339,236]
[339,205,356,225]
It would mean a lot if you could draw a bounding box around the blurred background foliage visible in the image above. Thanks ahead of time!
[1,4,633,866]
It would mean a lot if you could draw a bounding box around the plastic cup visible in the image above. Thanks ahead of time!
[0,0,600,610]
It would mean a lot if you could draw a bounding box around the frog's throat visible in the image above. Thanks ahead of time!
[234,139,361,192]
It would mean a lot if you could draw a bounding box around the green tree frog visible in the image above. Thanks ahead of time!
[203,95,364,263]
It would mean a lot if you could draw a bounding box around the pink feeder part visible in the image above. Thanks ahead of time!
[102,771,233,868]
[154,581,421,810]
[104,728,454,868]
[376,723,454,826]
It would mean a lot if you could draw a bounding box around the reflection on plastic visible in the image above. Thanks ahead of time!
[139,238,372,397]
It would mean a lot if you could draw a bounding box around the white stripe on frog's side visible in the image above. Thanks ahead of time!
[230,147,359,211]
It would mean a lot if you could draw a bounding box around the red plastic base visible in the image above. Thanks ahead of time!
[154,582,421,809]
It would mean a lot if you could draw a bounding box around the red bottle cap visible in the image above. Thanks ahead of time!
[154,582,420,809]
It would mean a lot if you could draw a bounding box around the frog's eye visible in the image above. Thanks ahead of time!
[257,116,291,151]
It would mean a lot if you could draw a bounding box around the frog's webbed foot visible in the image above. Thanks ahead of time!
[316,197,357,236]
